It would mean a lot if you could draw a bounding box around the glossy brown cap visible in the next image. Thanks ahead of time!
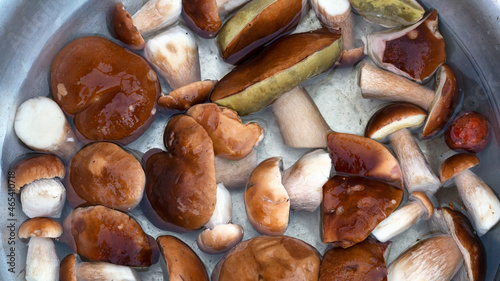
[445,111,491,153]
[422,65,459,139]
[319,237,390,281]
[197,224,244,254]
[441,207,486,281]
[182,0,221,38]
[68,142,145,212]
[157,80,215,111]
[322,176,403,248]
[439,153,479,183]
[187,103,264,160]
[327,132,403,187]
[145,115,216,231]
[60,254,77,281]
[60,205,159,267]
[113,3,145,50]
[365,103,427,141]
[157,235,209,280]
[18,218,63,239]
[12,154,65,193]
[410,191,434,219]
[212,236,321,281]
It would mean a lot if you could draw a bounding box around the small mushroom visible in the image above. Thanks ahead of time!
[311,0,354,49]
[365,103,441,194]
[157,80,215,111]
[113,3,145,50]
[322,175,403,248]
[145,25,200,90]
[245,157,290,235]
[387,235,463,280]
[132,0,182,35]
[371,191,434,242]
[14,97,78,159]
[197,224,244,254]
[187,103,264,160]
[272,86,330,148]
[364,10,446,82]
[182,0,221,38]
[360,63,459,139]
[445,111,491,153]
[60,254,141,281]
[157,235,209,280]
[21,178,66,219]
[67,142,145,212]
[20,218,62,281]
[214,149,258,189]
[282,149,332,212]
[440,153,500,236]
[12,154,65,194]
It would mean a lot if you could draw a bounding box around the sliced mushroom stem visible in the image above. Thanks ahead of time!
[455,169,500,236]
[26,237,59,281]
[311,0,354,49]
[272,87,330,148]
[389,128,440,194]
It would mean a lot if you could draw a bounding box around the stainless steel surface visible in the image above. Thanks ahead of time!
[1,0,500,280]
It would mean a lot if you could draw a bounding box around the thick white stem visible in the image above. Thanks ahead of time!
[205,183,232,229]
[25,237,59,281]
[76,262,141,281]
[372,201,423,243]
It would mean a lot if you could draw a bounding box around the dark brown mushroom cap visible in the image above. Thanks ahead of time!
[327,132,403,186]
[439,153,479,183]
[113,3,145,50]
[59,254,77,281]
[157,80,215,111]
[145,115,217,231]
[12,154,65,194]
[410,191,434,219]
[187,103,264,160]
[51,36,160,144]
[421,65,459,139]
[157,235,209,281]
[18,218,63,239]
[441,207,486,281]
[365,103,427,141]
[182,0,221,38]
[319,237,390,281]
[212,236,321,281]
[322,176,403,248]
[68,142,145,212]
[60,205,159,267]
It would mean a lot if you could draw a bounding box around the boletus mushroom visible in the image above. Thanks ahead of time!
[311,0,354,49]
[212,236,321,281]
[445,111,491,153]
[51,36,160,145]
[112,3,145,50]
[182,0,221,38]
[157,80,215,111]
[350,0,424,28]
[60,254,141,281]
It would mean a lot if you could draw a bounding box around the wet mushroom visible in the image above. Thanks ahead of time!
[14,97,78,159]
[350,0,424,28]
[182,0,221,38]
[311,0,354,49]
[360,63,459,139]
[445,111,491,153]
[12,154,65,194]
[60,254,141,281]
[18,218,63,239]
[205,183,232,230]
[157,80,215,111]
[282,149,332,212]
[372,191,434,242]
[440,153,500,236]
[113,3,145,50]
[132,0,182,35]
[365,103,441,194]
[197,224,244,254]
[145,25,200,90]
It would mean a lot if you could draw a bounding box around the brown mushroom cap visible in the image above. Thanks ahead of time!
[410,191,434,219]
[421,65,459,139]
[197,224,244,254]
[157,235,209,280]
[327,132,403,186]
[439,153,479,184]
[12,154,65,194]
[245,157,290,235]
[157,80,215,111]
[18,218,63,239]
[51,36,160,144]
[182,0,221,38]
[365,103,427,141]
[144,115,217,231]
[113,3,145,50]
[68,142,145,212]
[319,237,390,281]
[212,236,321,281]
[187,103,264,160]
[323,175,403,248]
[441,207,486,281]
[60,205,159,267]
[60,254,77,281]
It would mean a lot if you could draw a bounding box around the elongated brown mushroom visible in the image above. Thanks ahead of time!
[157,80,215,111]
[113,3,145,50]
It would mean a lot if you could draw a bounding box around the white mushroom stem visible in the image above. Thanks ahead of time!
[388,235,463,281]
[76,262,141,281]
[216,0,251,15]
[205,183,232,230]
[215,149,258,189]
[389,128,440,194]
[197,223,244,254]
[311,0,354,49]
[272,87,330,148]
[372,200,424,243]
[14,97,78,159]
[25,237,59,281]
[282,149,331,212]
[145,25,200,90]
[455,169,500,236]
[360,63,434,110]
[21,178,66,219]
[132,0,182,35]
